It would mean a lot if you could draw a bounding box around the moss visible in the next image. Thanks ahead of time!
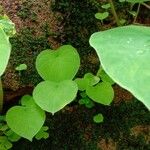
[8,27,51,86]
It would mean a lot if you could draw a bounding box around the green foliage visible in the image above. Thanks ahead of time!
[76,71,114,106]
[79,92,95,108]
[95,12,109,21]
[36,45,80,82]
[86,82,114,105]
[0,15,16,37]
[90,25,150,110]
[33,80,78,114]
[75,73,100,91]
[6,95,45,141]
[15,64,27,71]
[35,126,49,140]
[93,113,104,123]
[119,0,150,3]
[0,117,21,150]
[0,27,11,77]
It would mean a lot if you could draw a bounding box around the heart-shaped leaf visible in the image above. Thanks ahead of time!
[0,28,11,76]
[36,45,80,82]
[86,82,114,105]
[6,95,45,141]
[95,12,109,20]
[33,80,78,114]
[75,73,100,91]
[90,25,150,109]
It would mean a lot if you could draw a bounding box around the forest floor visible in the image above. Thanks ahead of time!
[0,0,150,149]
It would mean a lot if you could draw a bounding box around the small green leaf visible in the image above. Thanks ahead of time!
[93,113,104,123]
[86,82,114,105]
[35,126,49,140]
[75,73,100,91]
[128,11,137,17]
[95,12,109,20]
[4,129,21,142]
[101,3,110,9]
[15,64,27,71]
[33,80,78,114]
[36,45,80,82]
[97,67,115,85]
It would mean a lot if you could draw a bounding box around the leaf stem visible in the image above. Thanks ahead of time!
[141,3,150,10]
[133,4,140,23]
[108,0,120,26]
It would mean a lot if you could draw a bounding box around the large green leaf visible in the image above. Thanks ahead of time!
[36,45,80,82]
[123,0,150,3]
[6,95,45,141]
[0,28,11,76]
[33,80,78,114]
[90,25,150,110]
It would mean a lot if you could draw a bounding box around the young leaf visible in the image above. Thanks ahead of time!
[93,113,104,123]
[95,12,109,21]
[33,80,78,114]
[36,45,80,82]
[6,96,45,141]
[75,73,100,91]
[86,82,114,105]
[90,25,150,110]
[15,64,27,71]
[101,3,111,9]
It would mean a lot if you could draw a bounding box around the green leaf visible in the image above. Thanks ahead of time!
[90,25,150,110]
[6,96,45,141]
[15,63,27,71]
[33,80,78,114]
[0,15,16,37]
[0,28,11,76]
[128,11,137,17]
[74,78,87,91]
[125,0,150,3]
[36,45,80,82]
[97,67,115,85]
[4,129,21,142]
[86,82,114,105]
[93,113,104,123]
[95,12,109,20]
[75,73,100,91]
[101,3,111,9]
[35,126,49,140]
[0,136,12,150]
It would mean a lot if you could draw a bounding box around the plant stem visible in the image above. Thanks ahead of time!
[142,3,150,10]
[133,4,140,23]
[108,0,120,26]
[0,78,3,113]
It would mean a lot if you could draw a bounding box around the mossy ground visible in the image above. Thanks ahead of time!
[12,99,150,150]
[0,0,150,149]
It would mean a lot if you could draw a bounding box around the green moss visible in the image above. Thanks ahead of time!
[9,27,51,86]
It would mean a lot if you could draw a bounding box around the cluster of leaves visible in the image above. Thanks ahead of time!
[90,25,150,110]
